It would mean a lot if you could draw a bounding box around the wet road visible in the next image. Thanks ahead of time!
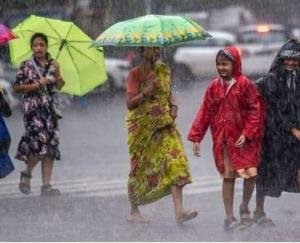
[0,81,299,241]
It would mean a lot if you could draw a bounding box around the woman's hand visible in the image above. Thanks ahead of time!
[39,77,49,87]
[170,105,178,120]
[291,128,300,140]
[193,142,201,157]
[143,73,159,98]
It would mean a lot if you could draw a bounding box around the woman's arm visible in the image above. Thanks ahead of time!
[13,61,41,94]
[55,76,65,90]
[127,92,146,110]
[13,81,41,94]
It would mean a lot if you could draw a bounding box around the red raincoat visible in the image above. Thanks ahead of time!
[188,47,263,173]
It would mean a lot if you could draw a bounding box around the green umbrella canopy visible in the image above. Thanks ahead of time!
[10,15,107,96]
[92,14,211,47]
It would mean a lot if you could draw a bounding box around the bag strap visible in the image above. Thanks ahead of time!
[30,57,53,95]
[30,57,43,79]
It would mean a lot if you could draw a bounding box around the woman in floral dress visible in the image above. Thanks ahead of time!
[126,46,197,223]
[13,33,65,196]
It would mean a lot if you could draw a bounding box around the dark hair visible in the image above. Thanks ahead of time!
[30,32,48,47]
[216,49,234,63]
[140,46,146,55]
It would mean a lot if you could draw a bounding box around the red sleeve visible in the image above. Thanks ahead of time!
[188,85,213,143]
[126,69,140,95]
[242,80,263,140]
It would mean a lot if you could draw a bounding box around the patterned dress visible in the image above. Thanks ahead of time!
[126,63,191,206]
[14,57,60,162]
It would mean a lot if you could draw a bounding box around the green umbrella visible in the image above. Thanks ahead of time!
[92,14,211,47]
[10,15,107,96]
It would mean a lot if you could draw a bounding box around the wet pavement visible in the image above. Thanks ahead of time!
[1,81,299,241]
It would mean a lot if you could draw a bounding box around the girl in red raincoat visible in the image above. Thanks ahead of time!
[188,47,263,230]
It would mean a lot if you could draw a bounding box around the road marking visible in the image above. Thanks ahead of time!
[0,175,243,199]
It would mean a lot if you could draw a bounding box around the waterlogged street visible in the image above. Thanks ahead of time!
[0,82,299,241]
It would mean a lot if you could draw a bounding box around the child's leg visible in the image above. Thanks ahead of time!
[241,176,256,211]
[222,178,236,219]
[239,176,256,227]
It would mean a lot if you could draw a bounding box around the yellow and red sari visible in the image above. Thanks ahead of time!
[126,63,191,206]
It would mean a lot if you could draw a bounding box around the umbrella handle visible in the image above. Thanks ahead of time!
[59,39,67,51]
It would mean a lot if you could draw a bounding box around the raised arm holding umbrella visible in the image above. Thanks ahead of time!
[9,15,108,195]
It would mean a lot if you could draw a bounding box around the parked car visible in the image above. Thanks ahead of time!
[2,56,131,98]
[237,24,289,76]
[173,30,237,78]
[174,25,290,79]
[89,58,130,95]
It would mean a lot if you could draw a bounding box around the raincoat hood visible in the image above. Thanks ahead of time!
[269,39,300,73]
[217,46,242,79]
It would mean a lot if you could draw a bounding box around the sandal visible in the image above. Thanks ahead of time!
[224,217,245,231]
[253,210,275,227]
[18,171,31,195]
[239,205,253,228]
[176,210,198,224]
[41,184,61,197]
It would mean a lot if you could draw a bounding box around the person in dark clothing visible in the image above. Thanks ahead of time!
[254,39,300,225]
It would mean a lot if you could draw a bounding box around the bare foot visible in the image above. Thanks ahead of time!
[176,209,198,224]
[127,211,150,224]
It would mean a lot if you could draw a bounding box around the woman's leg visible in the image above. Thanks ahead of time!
[41,156,54,186]
[222,178,236,220]
[128,202,149,223]
[171,185,197,223]
[19,155,39,194]
[40,156,61,196]
[25,154,40,174]
[255,190,265,213]
[254,189,274,225]
[171,185,184,218]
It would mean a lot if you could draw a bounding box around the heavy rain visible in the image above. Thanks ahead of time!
[0,0,299,241]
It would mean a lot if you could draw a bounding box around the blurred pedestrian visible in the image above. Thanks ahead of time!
[188,47,263,230]
[126,46,197,224]
[254,39,300,226]
[0,84,14,179]
[13,33,65,196]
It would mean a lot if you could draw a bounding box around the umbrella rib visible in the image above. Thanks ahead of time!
[65,46,82,93]
[18,28,60,42]
[55,24,74,60]
[69,40,91,43]
[44,19,64,40]
[68,45,98,64]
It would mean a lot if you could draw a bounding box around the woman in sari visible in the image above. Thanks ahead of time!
[126,47,197,223]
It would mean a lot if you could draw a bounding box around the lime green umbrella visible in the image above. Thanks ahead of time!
[92,14,211,47]
[10,15,107,96]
